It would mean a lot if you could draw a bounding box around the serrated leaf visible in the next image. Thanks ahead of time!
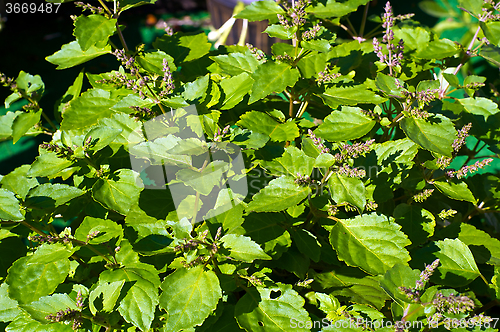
[379,264,420,307]
[481,21,500,47]
[329,213,411,275]
[433,180,476,204]
[12,110,42,144]
[235,283,311,331]
[75,217,122,248]
[458,97,500,120]
[62,88,116,130]
[246,177,310,212]
[394,204,435,248]
[30,243,77,264]
[319,85,387,108]
[307,0,369,18]
[249,62,300,104]
[0,283,21,322]
[273,146,315,177]
[237,111,299,142]
[415,38,459,59]
[220,72,254,109]
[73,14,116,51]
[400,114,456,157]
[0,111,17,139]
[46,41,111,70]
[153,32,211,64]
[264,24,297,40]
[459,0,483,16]
[176,160,228,195]
[314,106,376,142]
[211,52,259,76]
[221,234,271,262]
[291,228,321,262]
[6,256,70,304]
[5,312,73,332]
[328,174,366,211]
[0,189,23,221]
[234,1,285,21]
[160,266,222,332]
[183,75,209,101]
[89,280,125,314]
[100,264,160,331]
[92,169,144,215]
[455,224,500,265]
[25,183,84,209]
[21,293,77,323]
[84,126,123,152]
[434,238,481,286]
[297,52,328,79]
[242,213,291,258]
[27,152,74,178]
[136,50,177,75]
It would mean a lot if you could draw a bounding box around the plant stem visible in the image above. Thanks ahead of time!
[359,2,370,37]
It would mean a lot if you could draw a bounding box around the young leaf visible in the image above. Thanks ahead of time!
[46,41,111,70]
[220,72,254,109]
[159,266,222,332]
[73,15,116,51]
[314,107,376,142]
[328,174,366,211]
[249,62,300,104]
[221,234,271,262]
[237,111,299,142]
[12,110,42,144]
[329,213,411,275]
[246,176,310,212]
[153,32,211,64]
[27,152,74,178]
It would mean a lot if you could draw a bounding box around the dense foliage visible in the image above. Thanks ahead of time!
[1,0,500,331]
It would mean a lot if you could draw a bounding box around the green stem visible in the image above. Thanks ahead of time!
[295,99,309,118]
[97,0,113,16]
[359,2,370,37]
[41,111,57,131]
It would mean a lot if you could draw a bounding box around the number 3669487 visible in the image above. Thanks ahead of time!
[5,3,61,14]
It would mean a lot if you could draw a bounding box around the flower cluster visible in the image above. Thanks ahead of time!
[129,105,155,120]
[334,139,375,162]
[213,125,230,142]
[275,54,293,64]
[45,307,83,330]
[335,164,366,178]
[277,0,310,28]
[452,122,472,152]
[308,129,329,153]
[373,2,405,76]
[360,109,382,121]
[302,24,321,40]
[29,233,72,244]
[75,290,84,310]
[436,156,452,169]
[480,1,500,22]
[158,58,175,99]
[399,259,439,302]
[409,107,430,119]
[316,67,341,85]
[75,1,105,14]
[432,292,475,314]
[86,230,100,242]
[40,143,74,159]
[0,72,15,90]
[448,158,493,179]
[246,43,266,61]
[327,204,338,216]
[295,173,312,185]
[438,209,458,220]
[413,189,434,203]
[365,201,378,211]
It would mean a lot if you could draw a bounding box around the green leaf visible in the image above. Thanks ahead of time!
[375,73,406,98]
[455,224,500,265]
[136,50,177,75]
[0,189,23,221]
[99,263,160,331]
[73,14,116,51]
[249,62,300,104]
[393,26,431,51]
[21,293,77,323]
[119,0,157,11]
[264,25,297,40]
[12,111,42,144]
[434,238,481,286]
[296,53,328,79]
[458,97,500,120]
[27,152,74,178]
[291,228,321,262]
[0,112,17,139]
[221,234,271,262]
[211,52,259,76]
[29,243,77,265]
[75,216,123,244]
[159,266,222,332]
[89,280,125,314]
[415,38,459,59]
[314,106,376,142]
[125,205,172,254]
[241,213,291,258]
[183,75,209,101]
[419,1,453,18]
[307,0,370,18]
[481,21,500,47]
[272,146,315,177]
[237,111,299,142]
[55,69,85,117]
[6,256,70,304]
[329,213,411,275]
[4,93,22,109]
[62,88,116,130]
[400,114,456,157]
[234,1,285,21]
[176,160,228,195]
[220,73,254,109]
[15,71,44,95]
[433,180,476,204]
[328,174,366,211]
[153,32,211,64]
[235,283,311,332]
[459,0,484,17]
[25,183,84,209]
[46,41,111,70]
[320,84,387,108]
[0,283,21,322]
[84,125,123,152]
[479,44,500,67]
[379,264,420,307]
[92,169,144,215]
[5,312,73,332]
[246,177,310,212]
